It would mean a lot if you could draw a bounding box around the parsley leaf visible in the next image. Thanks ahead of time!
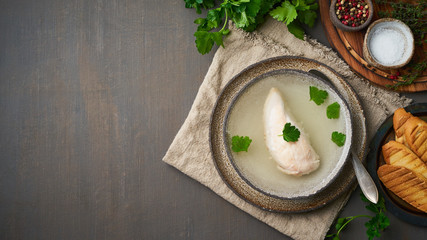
[327,102,340,119]
[331,131,346,147]
[309,86,328,105]
[287,21,305,40]
[297,9,317,27]
[243,0,283,32]
[269,1,298,25]
[194,31,215,54]
[281,122,300,142]
[231,135,252,152]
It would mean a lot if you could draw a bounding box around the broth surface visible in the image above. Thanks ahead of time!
[227,72,348,197]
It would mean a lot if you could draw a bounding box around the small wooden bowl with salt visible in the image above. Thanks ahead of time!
[363,18,415,70]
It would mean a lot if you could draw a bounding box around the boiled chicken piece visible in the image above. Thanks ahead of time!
[263,88,320,176]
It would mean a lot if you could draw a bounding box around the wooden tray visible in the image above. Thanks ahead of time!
[319,0,427,92]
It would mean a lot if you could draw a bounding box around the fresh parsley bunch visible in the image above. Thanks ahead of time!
[184,0,318,55]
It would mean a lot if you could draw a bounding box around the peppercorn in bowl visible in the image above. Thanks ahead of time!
[329,0,373,32]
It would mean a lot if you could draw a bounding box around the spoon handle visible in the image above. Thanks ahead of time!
[351,150,378,204]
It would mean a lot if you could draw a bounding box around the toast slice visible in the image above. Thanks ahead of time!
[404,117,427,163]
[382,141,427,181]
[393,108,413,145]
[377,164,427,213]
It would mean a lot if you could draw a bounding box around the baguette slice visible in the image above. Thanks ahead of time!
[404,117,427,163]
[393,108,413,145]
[382,140,427,181]
[377,164,427,213]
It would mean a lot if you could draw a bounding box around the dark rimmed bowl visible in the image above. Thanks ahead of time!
[367,103,427,226]
[209,56,367,213]
[329,0,373,32]
[223,69,353,200]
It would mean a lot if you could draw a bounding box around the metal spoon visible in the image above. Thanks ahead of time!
[308,69,379,204]
[351,150,378,204]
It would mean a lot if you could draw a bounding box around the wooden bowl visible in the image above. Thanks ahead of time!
[363,18,415,70]
[329,0,373,32]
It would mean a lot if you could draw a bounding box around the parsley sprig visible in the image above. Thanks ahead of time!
[184,0,318,54]
[327,194,390,240]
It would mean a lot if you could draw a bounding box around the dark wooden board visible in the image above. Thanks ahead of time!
[319,0,427,92]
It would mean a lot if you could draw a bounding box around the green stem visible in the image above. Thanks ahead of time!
[220,8,229,32]
[335,215,372,237]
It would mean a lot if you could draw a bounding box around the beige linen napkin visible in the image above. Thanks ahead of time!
[163,17,412,240]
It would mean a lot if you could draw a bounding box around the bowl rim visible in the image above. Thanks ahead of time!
[329,0,374,32]
[222,68,354,200]
[363,18,415,70]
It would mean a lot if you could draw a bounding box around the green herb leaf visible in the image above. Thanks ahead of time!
[331,131,346,147]
[269,1,298,25]
[326,194,390,240]
[231,135,252,152]
[287,21,305,39]
[186,0,318,54]
[309,86,328,105]
[243,0,262,18]
[297,9,317,27]
[242,0,283,32]
[184,0,215,14]
[281,122,300,142]
[362,193,390,240]
[335,218,345,230]
[327,102,340,119]
[194,31,215,55]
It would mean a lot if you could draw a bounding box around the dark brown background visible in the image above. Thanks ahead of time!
[1,0,426,239]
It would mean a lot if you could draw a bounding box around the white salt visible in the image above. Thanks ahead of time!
[367,21,414,67]
[369,28,406,66]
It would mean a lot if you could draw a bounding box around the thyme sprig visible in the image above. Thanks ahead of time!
[386,60,427,90]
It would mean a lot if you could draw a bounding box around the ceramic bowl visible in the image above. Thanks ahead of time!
[209,56,367,212]
[363,18,415,70]
[223,69,353,200]
[329,0,373,32]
